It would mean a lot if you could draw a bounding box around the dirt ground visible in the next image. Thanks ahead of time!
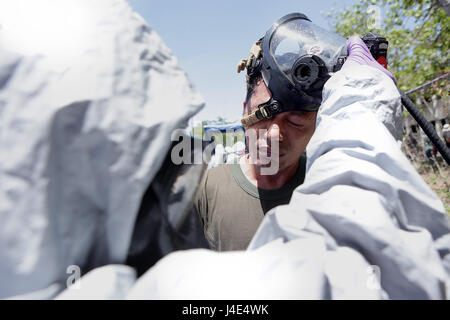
[415,160,450,217]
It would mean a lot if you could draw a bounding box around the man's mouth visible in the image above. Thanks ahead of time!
[258,146,271,157]
[258,147,286,158]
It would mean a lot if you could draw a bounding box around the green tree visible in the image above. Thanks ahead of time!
[327,0,449,100]
[329,1,450,216]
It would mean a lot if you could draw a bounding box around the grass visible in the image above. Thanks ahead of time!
[416,161,450,218]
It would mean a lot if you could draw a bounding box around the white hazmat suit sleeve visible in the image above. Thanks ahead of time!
[248,64,450,299]
[125,64,450,299]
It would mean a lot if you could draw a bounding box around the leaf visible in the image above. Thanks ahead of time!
[327,0,449,96]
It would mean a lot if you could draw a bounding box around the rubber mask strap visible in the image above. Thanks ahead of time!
[241,98,281,128]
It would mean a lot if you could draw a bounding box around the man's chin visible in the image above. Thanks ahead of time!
[252,157,282,170]
[257,152,285,164]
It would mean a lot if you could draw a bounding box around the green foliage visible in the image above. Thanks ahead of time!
[327,0,449,100]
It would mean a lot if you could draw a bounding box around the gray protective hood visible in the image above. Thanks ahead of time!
[0,0,203,298]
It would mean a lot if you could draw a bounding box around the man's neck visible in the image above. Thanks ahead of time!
[239,155,299,190]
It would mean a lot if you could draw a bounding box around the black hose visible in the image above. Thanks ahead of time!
[399,89,450,165]
[405,73,449,95]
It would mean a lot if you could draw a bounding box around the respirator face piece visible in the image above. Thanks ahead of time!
[261,13,348,112]
[241,13,347,127]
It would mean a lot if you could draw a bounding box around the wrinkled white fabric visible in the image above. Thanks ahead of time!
[127,64,449,300]
[249,64,450,299]
[0,0,203,298]
[127,238,334,300]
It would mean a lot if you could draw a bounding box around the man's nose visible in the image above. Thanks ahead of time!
[266,121,283,142]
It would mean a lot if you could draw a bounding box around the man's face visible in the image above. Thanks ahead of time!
[245,79,317,172]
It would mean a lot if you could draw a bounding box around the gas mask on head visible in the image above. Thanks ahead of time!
[239,13,348,127]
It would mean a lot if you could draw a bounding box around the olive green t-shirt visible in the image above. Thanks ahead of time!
[194,154,306,251]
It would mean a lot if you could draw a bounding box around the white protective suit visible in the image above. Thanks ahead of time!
[0,0,203,299]
[123,64,450,300]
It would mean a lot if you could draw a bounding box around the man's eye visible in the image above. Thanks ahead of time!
[287,119,304,127]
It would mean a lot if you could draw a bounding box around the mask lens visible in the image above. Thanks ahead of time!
[269,18,347,79]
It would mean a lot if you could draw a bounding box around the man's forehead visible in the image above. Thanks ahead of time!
[249,98,316,120]
[288,110,317,118]
[245,79,317,120]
